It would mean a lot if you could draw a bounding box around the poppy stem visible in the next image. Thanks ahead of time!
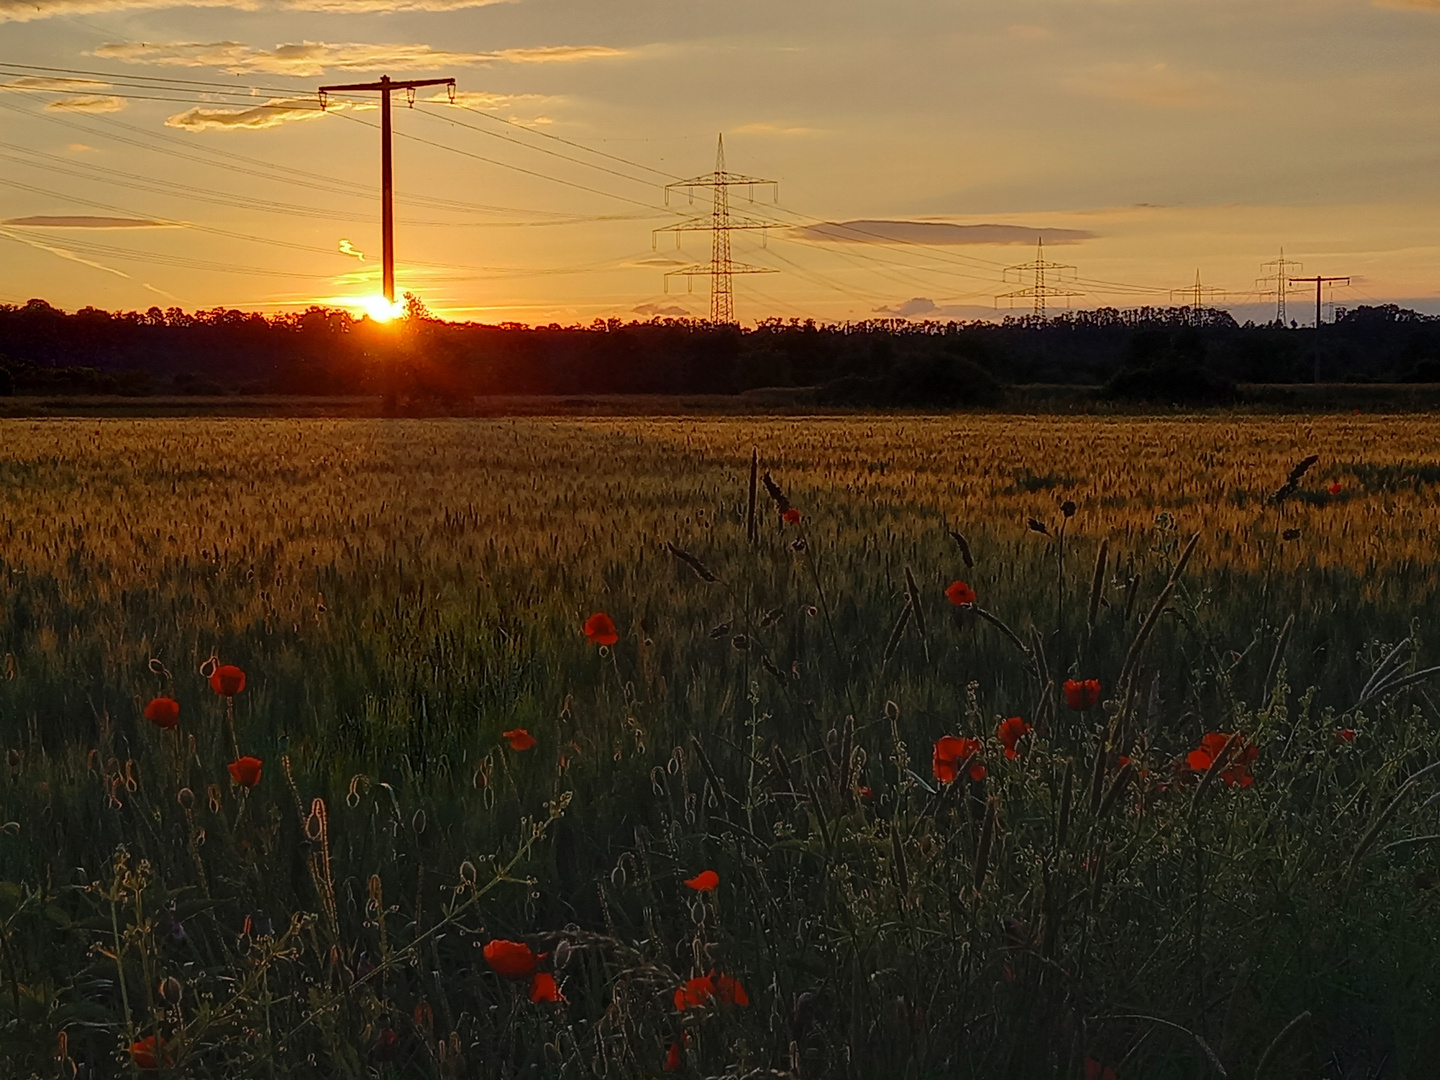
[225,696,240,763]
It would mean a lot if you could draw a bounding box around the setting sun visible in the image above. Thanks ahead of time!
[358,295,403,323]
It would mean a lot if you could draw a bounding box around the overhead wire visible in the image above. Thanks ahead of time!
[0,59,1232,312]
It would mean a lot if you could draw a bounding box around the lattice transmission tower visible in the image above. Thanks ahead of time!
[653,135,778,324]
[1170,269,1226,325]
[996,238,1083,316]
[1257,248,1303,325]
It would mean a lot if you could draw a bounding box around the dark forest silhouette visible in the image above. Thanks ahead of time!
[2,297,1439,405]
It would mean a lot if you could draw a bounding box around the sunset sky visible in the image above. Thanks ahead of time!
[2,0,1439,324]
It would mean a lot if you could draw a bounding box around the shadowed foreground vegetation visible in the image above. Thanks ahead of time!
[0,416,1438,1078]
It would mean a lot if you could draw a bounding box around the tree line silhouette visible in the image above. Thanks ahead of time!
[2,297,1439,405]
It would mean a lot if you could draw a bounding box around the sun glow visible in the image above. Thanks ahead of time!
[359,295,404,323]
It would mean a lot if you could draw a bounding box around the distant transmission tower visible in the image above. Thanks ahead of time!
[1257,248,1303,325]
[997,238,1083,316]
[1170,269,1226,325]
[653,135,778,324]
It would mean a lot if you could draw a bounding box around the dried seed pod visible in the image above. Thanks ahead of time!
[158,975,183,1006]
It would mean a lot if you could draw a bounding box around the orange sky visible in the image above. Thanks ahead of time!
[2,0,1439,324]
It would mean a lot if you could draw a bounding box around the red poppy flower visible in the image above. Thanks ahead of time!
[683,870,719,892]
[1336,728,1357,743]
[583,612,619,646]
[712,971,749,1006]
[664,1041,683,1071]
[933,735,985,784]
[1064,678,1101,710]
[1084,1058,1118,1080]
[144,697,180,731]
[483,939,542,979]
[997,716,1031,760]
[674,974,714,1011]
[209,664,246,697]
[674,970,748,1010]
[1329,482,1343,495]
[944,580,977,606]
[227,756,262,788]
[857,785,875,802]
[1186,732,1257,788]
[129,1036,169,1070]
[529,971,564,1003]
[503,728,537,751]
[782,507,802,525]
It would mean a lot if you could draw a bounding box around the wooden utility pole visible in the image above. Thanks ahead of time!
[1289,274,1350,383]
[318,75,456,304]
[1289,274,1350,330]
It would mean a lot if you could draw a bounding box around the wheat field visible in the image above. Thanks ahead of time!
[0,416,1437,1079]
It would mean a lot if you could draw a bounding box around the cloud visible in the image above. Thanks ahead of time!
[92,39,626,77]
[1067,62,1223,109]
[794,220,1094,246]
[875,297,940,318]
[733,121,822,137]
[338,239,365,261]
[2,75,109,91]
[631,255,690,267]
[2,215,171,227]
[46,95,126,113]
[872,298,992,320]
[164,96,337,131]
[1,75,125,111]
[0,226,129,277]
[1,0,515,23]
[633,302,692,317]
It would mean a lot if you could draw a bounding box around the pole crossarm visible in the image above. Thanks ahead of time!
[316,73,456,306]
[318,76,456,109]
[1289,274,1351,329]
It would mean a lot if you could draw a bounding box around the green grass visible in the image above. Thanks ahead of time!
[0,416,1438,1079]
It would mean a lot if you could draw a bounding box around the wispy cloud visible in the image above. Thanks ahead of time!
[733,121,822,137]
[1,0,515,23]
[2,75,108,91]
[1,76,126,112]
[93,40,627,77]
[46,95,126,113]
[795,220,1094,246]
[1067,61,1224,109]
[0,226,130,277]
[164,96,343,131]
[3,215,172,227]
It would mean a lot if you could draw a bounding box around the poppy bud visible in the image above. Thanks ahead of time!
[1061,500,1077,518]
[730,634,750,651]
[158,975,183,1005]
[176,787,195,811]
[1282,528,1301,541]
